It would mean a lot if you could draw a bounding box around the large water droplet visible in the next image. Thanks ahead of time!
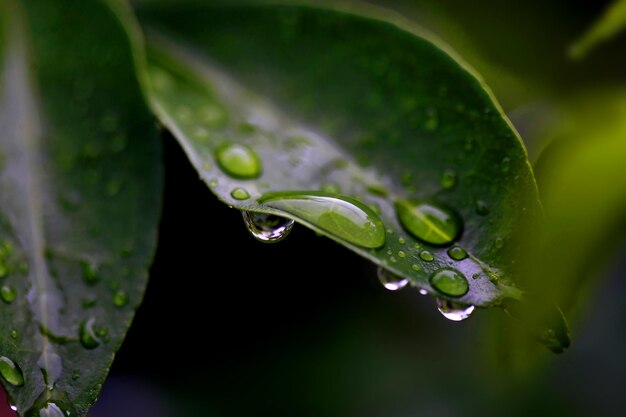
[258,191,386,249]
[394,200,461,246]
[1,285,16,303]
[242,211,294,243]
[79,318,100,350]
[436,299,475,321]
[0,356,24,386]
[430,268,469,297]
[377,267,408,291]
[215,143,262,179]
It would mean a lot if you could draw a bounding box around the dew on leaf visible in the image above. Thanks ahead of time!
[215,143,262,179]
[430,268,469,297]
[230,187,250,200]
[0,285,15,303]
[475,200,490,216]
[419,250,434,262]
[82,262,99,285]
[440,169,457,189]
[395,200,461,245]
[447,246,468,261]
[436,299,475,321]
[242,211,294,243]
[259,191,386,249]
[0,356,24,386]
[377,267,408,291]
[397,250,406,258]
[113,290,129,308]
[79,318,100,350]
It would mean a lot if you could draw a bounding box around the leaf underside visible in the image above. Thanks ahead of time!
[0,0,162,415]
[139,1,540,307]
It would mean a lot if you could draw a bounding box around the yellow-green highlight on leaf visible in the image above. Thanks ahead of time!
[569,0,626,60]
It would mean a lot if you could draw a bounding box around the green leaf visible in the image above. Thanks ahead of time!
[138,1,540,307]
[0,0,162,415]
[569,0,626,60]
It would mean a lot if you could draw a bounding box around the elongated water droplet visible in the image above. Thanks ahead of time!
[0,356,24,386]
[79,318,100,350]
[419,250,434,262]
[1,285,16,303]
[440,169,457,189]
[436,299,475,321]
[259,191,386,249]
[215,143,262,179]
[395,200,461,245]
[82,262,99,285]
[377,267,408,291]
[38,352,62,389]
[242,211,294,243]
[231,187,250,200]
[430,268,469,297]
[447,246,467,261]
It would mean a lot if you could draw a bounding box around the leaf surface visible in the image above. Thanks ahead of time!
[0,0,162,414]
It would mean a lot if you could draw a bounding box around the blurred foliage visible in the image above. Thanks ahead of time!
[569,0,626,60]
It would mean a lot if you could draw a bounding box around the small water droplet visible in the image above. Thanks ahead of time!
[82,262,99,285]
[419,289,428,296]
[215,143,262,179]
[79,318,100,350]
[1,285,16,303]
[230,188,250,200]
[398,237,405,245]
[447,246,467,261]
[0,356,24,386]
[259,191,386,249]
[389,256,397,264]
[10,330,17,339]
[501,157,511,173]
[395,200,461,245]
[397,250,406,258]
[113,290,129,308]
[175,105,193,124]
[475,200,490,216]
[436,299,475,321]
[440,169,457,189]
[412,264,421,271]
[242,211,294,243]
[419,250,434,262]
[424,108,438,131]
[377,267,408,291]
[430,268,469,297]
[197,104,228,129]
[494,238,504,249]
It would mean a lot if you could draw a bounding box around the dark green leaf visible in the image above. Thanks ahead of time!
[138,1,539,307]
[0,0,162,415]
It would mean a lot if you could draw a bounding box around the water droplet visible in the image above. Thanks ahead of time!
[1,285,16,303]
[419,289,428,296]
[395,200,461,245]
[215,143,262,179]
[475,200,489,216]
[0,356,24,386]
[82,262,99,285]
[26,391,76,417]
[494,238,504,249]
[411,264,421,271]
[79,318,100,350]
[230,187,250,200]
[447,246,467,261]
[197,104,228,129]
[501,157,511,173]
[397,250,406,258]
[10,330,17,339]
[398,237,405,245]
[113,290,129,308]
[436,299,475,321]
[377,267,408,291]
[440,169,457,189]
[419,250,434,262]
[424,108,438,131]
[321,182,340,194]
[430,268,469,297]
[259,191,386,249]
[38,352,62,389]
[242,211,294,243]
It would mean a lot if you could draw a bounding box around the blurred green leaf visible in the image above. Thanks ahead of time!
[569,0,626,60]
[138,1,540,307]
[0,0,161,415]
